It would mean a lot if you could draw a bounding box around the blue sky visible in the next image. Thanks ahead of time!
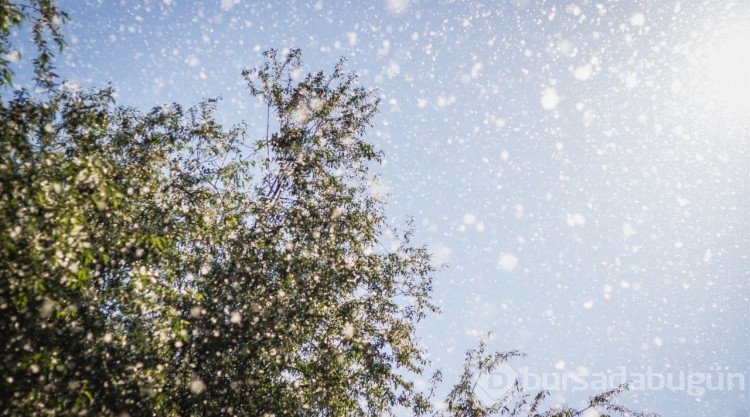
[48,0,750,415]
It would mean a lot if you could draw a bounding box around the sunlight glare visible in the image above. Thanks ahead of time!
[700,26,750,115]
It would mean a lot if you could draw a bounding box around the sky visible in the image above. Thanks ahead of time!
[40,0,750,415]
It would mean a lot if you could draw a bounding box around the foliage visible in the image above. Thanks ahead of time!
[0,2,658,417]
[432,335,658,417]
[0,0,68,87]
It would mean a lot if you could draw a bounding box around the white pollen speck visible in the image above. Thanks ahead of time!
[582,409,601,417]
[342,322,354,338]
[630,13,645,26]
[189,378,206,394]
[432,243,452,264]
[470,62,483,79]
[3,50,20,63]
[386,60,400,78]
[573,64,592,80]
[497,253,518,271]
[220,0,239,10]
[185,55,200,67]
[622,222,636,238]
[230,311,242,324]
[385,0,410,15]
[566,213,586,227]
[346,32,357,46]
[541,87,561,110]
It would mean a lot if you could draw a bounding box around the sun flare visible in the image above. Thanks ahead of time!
[691,25,750,116]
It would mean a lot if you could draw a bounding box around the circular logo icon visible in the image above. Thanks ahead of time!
[474,363,518,402]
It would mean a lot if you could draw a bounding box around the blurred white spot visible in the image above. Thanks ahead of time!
[541,87,561,110]
[470,62,483,79]
[624,73,638,89]
[185,55,200,67]
[366,175,388,202]
[432,243,452,264]
[39,298,55,318]
[582,300,594,309]
[497,253,518,272]
[573,64,592,81]
[346,32,357,46]
[566,4,581,16]
[555,39,575,57]
[189,378,206,394]
[581,408,601,417]
[653,337,663,347]
[671,79,683,94]
[292,104,311,124]
[622,222,635,239]
[554,360,566,370]
[378,40,390,56]
[436,95,456,107]
[342,322,354,338]
[462,213,476,225]
[61,81,82,92]
[221,0,240,10]
[2,50,20,63]
[220,0,239,10]
[230,311,242,324]
[703,249,713,263]
[386,60,400,78]
[630,13,645,26]
[385,0,409,15]
[566,213,586,227]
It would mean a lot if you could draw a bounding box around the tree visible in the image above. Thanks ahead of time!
[0,2,657,416]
